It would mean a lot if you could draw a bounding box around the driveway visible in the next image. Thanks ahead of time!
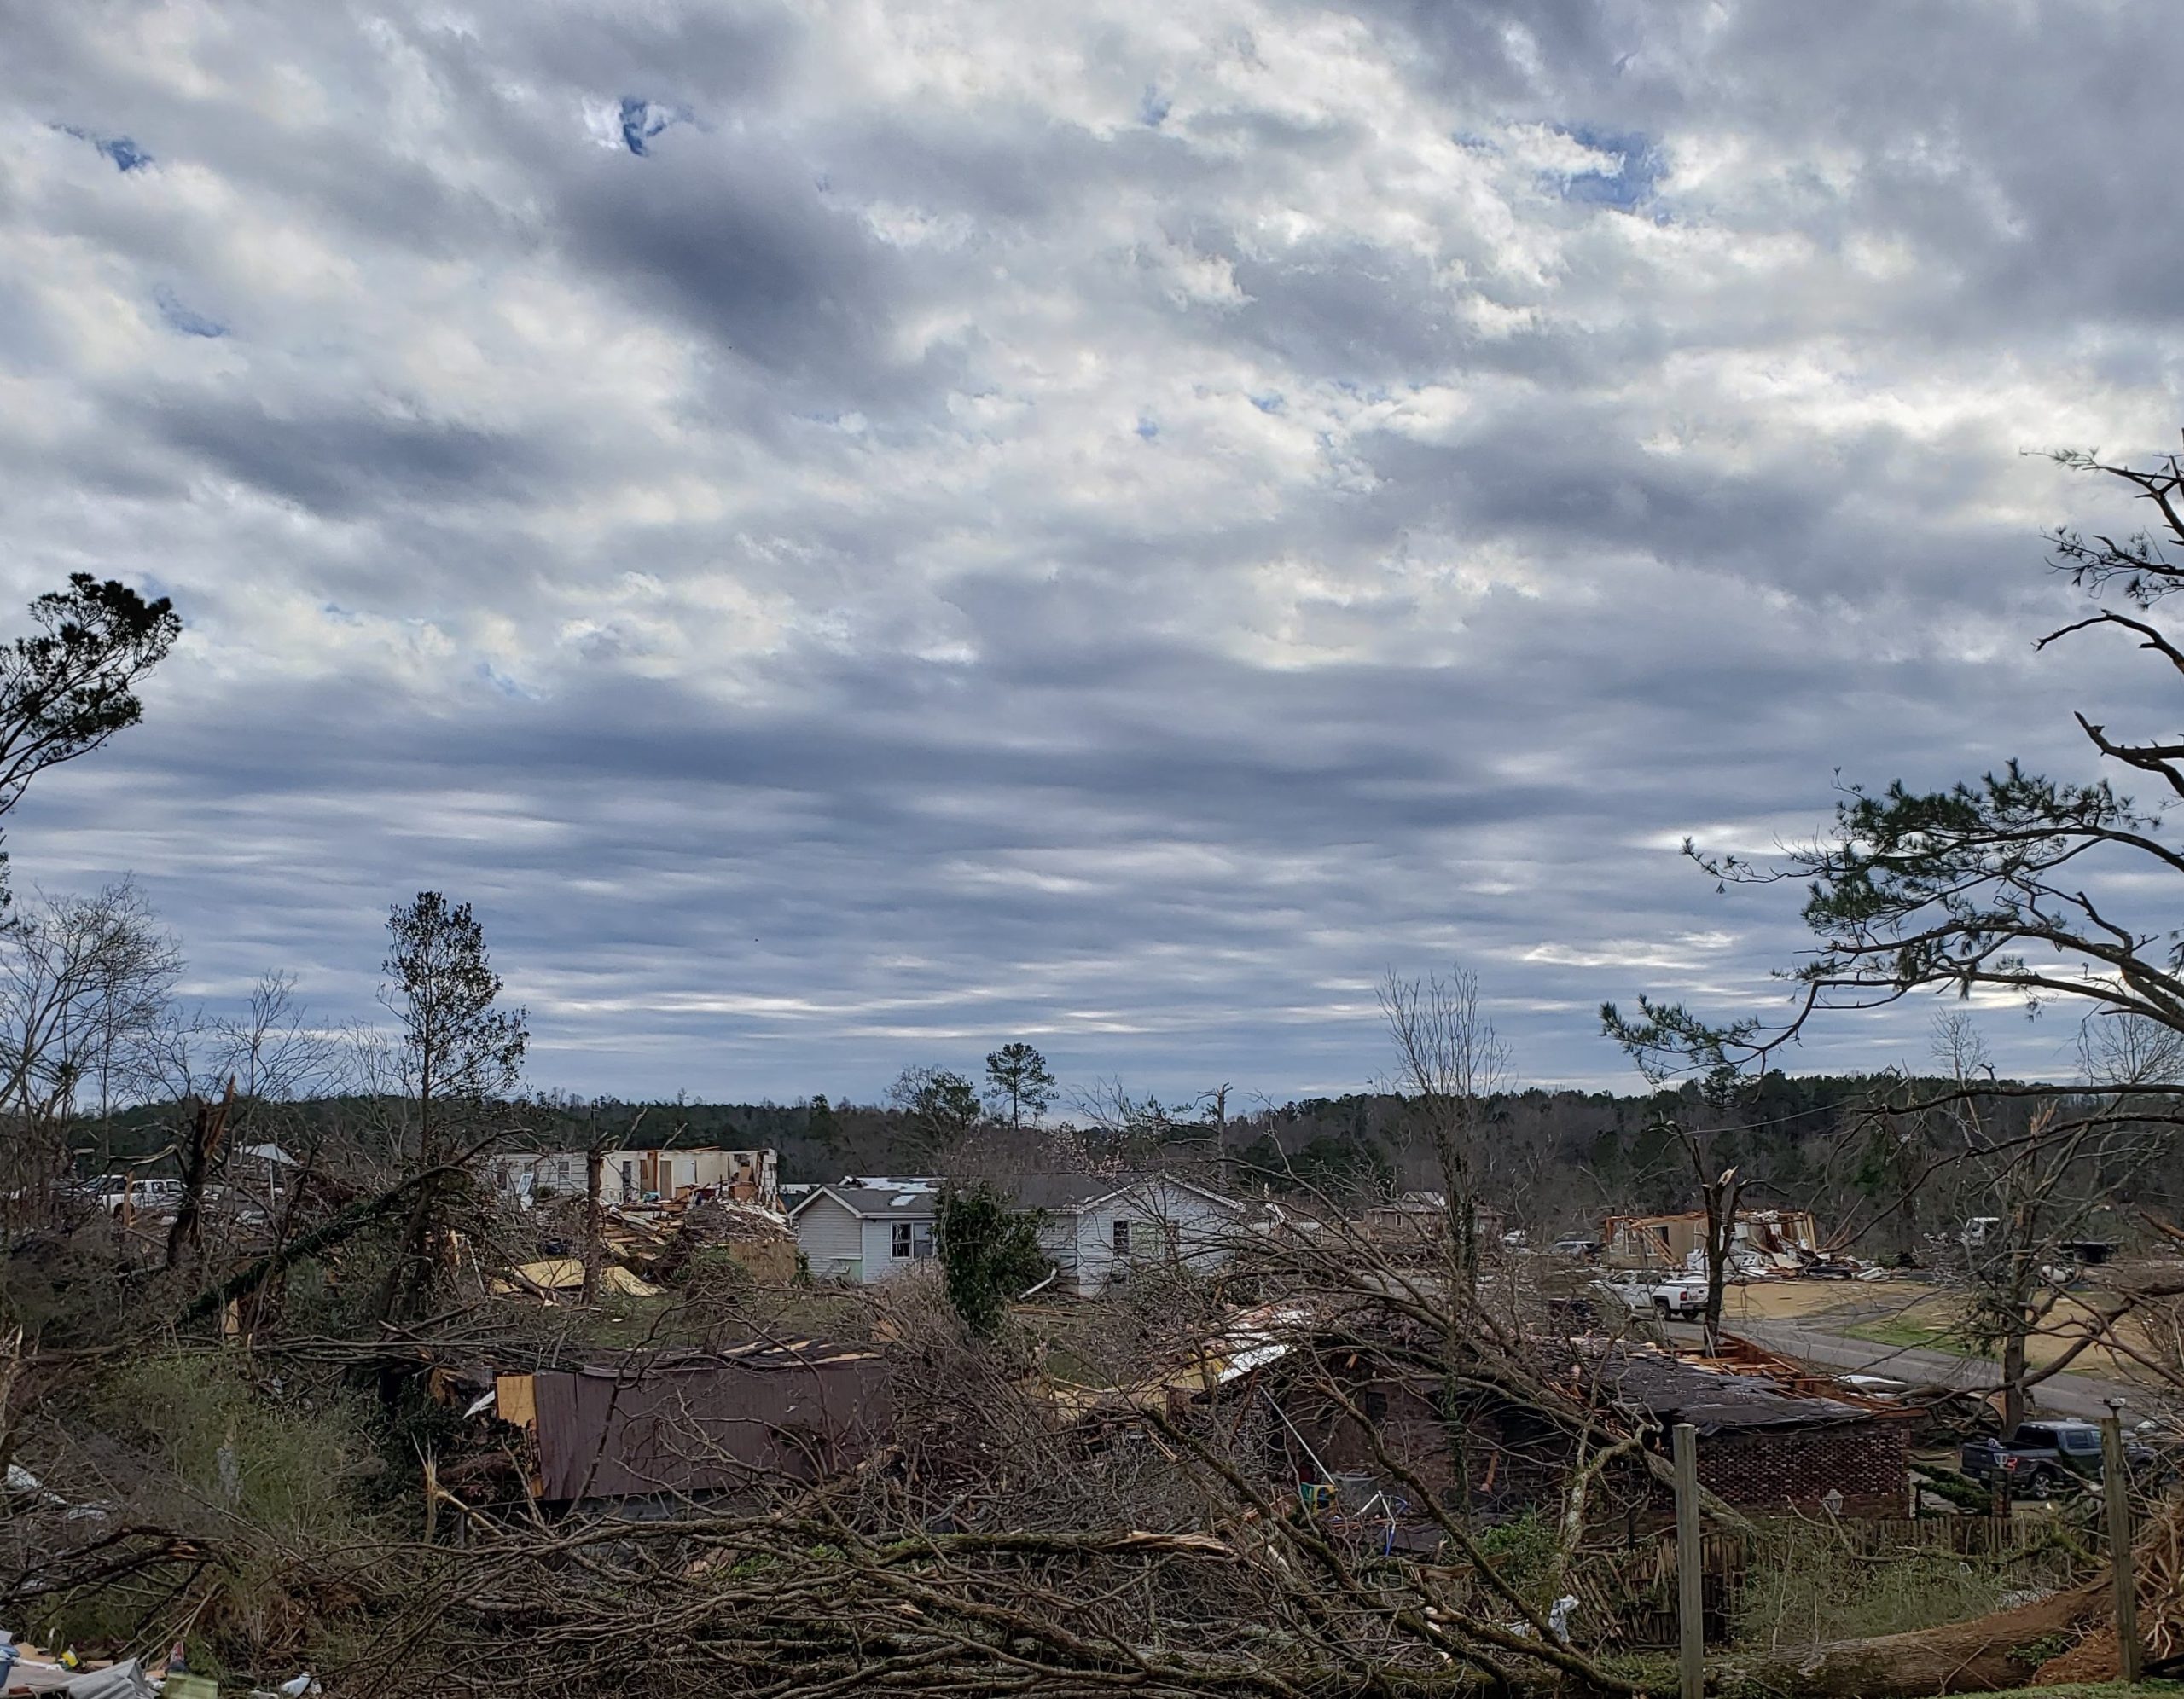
[1665,1314,2147,1422]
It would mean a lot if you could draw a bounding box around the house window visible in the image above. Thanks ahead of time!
[1112,1218,1133,1255]
[555,1158,572,1182]
[620,1161,634,1199]
[891,1221,935,1260]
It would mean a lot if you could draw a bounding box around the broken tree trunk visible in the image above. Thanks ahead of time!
[164,1079,235,1270]
[1713,1579,2104,1699]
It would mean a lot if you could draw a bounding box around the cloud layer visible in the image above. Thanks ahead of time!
[3,0,2179,1102]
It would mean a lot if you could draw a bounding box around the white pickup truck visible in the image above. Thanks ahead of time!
[1595,1276,1708,1321]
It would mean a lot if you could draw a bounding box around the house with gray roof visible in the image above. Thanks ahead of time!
[787,1177,941,1283]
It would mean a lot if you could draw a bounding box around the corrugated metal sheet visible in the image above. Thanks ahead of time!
[531,1344,891,1503]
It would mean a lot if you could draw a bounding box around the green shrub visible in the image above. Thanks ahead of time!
[1474,1510,1561,1606]
[935,1185,1048,1337]
[32,1352,391,1667]
[93,1352,377,1540]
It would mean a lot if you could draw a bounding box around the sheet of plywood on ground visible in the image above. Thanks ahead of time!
[496,1371,537,1431]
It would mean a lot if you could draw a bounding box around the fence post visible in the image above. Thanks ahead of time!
[1674,1422,1703,1699]
[2100,1405,2141,1684]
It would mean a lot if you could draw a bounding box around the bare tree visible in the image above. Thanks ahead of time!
[0,880,180,1225]
[1380,965,1509,1284]
[886,1064,984,1161]
[1912,1011,2168,1431]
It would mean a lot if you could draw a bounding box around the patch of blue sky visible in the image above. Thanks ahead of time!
[1553,125,1664,212]
[1135,416,1159,440]
[1249,392,1285,415]
[1139,86,1172,128]
[53,125,152,171]
[154,286,226,339]
[477,661,540,700]
[619,97,691,156]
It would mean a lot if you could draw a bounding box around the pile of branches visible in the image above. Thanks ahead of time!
[302,1285,1638,1699]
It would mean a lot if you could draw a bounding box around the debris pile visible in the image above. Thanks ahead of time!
[1600,1207,1888,1281]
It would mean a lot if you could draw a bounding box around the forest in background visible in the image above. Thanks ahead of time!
[76,1068,2173,1256]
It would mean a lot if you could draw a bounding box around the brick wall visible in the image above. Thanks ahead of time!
[1695,1419,1909,1519]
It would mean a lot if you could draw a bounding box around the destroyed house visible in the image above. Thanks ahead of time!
[487,1341,890,1505]
[486,1146,781,1209]
[1258,1337,1909,1529]
[1258,1347,1571,1522]
[1594,1347,1912,1520]
[1600,1208,1823,1273]
[1359,1193,1507,1260]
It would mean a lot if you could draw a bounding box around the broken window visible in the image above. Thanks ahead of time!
[1112,1218,1133,1255]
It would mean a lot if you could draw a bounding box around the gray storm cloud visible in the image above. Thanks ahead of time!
[0,0,2174,1101]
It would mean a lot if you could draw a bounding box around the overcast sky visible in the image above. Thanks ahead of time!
[3,0,2179,1105]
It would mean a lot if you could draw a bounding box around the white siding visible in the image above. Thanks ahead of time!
[1035,1216,1081,1287]
[793,1194,865,1280]
[1064,1182,1241,1296]
[861,1215,937,1280]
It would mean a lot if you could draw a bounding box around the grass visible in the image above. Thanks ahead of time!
[1730,1536,2066,1649]
[1841,1314,1988,1356]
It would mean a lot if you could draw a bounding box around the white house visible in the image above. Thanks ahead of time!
[788,1177,942,1283]
[996,1173,1246,1297]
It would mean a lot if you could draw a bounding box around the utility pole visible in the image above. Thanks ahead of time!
[1674,1422,1703,1699]
[2101,1400,2141,1684]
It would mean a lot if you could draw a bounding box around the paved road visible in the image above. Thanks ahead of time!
[1665,1315,2145,1422]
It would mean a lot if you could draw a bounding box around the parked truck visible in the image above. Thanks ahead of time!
[1959,1419,2152,1500]
[1594,1275,1709,1322]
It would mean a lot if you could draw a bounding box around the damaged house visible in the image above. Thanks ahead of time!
[789,1178,941,1283]
[486,1147,781,1209]
[1255,1331,1910,1534]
